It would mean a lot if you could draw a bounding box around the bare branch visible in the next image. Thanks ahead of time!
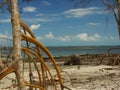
[0,0,8,8]
[102,0,120,25]
[67,0,93,8]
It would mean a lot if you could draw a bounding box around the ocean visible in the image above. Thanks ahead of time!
[42,46,120,57]
[0,46,120,58]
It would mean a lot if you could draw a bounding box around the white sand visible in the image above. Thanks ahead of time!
[0,65,120,90]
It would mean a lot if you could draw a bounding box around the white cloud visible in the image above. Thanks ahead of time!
[0,34,7,38]
[88,22,100,26]
[109,36,118,40]
[35,14,45,16]
[0,33,12,40]
[57,33,101,42]
[37,36,43,41]
[36,33,118,44]
[76,33,88,41]
[42,1,51,6]
[76,33,101,41]
[97,9,110,14]
[30,24,40,31]
[0,19,10,23]
[24,18,54,23]
[21,24,40,37]
[21,29,31,37]
[64,7,100,18]
[89,33,101,41]
[45,32,54,39]
[58,35,71,42]
[23,6,36,12]
[105,36,118,40]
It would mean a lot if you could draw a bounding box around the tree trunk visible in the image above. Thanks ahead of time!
[10,0,25,90]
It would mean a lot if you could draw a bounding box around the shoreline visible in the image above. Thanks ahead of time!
[42,53,120,65]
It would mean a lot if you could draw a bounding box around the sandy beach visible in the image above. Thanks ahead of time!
[0,53,120,90]
[0,61,120,90]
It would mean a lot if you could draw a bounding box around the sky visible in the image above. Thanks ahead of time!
[0,0,120,46]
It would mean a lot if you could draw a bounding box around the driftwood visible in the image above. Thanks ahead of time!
[97,48,120,66]
[64,55,81,65]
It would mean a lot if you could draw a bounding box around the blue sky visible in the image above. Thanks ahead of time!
[0,0,120,46]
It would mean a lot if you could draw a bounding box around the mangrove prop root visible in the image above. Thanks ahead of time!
[0,19,65,90]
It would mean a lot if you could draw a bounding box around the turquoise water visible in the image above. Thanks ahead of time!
[42,46,120,57]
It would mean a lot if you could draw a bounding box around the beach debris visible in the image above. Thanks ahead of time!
[97,48,120,66]
[64,55,81,65]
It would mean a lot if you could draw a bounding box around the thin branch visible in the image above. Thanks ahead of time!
[0,0,8,8]
[102,0,120,25]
